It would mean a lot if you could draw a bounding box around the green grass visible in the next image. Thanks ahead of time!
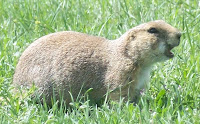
[0,0,200,123]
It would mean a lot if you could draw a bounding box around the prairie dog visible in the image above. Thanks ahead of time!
[13,20,181,105]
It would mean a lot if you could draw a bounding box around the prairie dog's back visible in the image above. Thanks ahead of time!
[25,31,107,50]
[13,31,108,88]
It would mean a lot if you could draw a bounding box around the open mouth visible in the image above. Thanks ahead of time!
[164,44,174,58]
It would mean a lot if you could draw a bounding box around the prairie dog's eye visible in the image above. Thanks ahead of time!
[148,28,159,34]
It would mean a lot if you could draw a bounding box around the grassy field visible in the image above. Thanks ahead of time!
[0,0,200,123]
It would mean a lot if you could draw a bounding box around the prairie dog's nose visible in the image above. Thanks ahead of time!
[176,32,181,40]
[176,32,181,46]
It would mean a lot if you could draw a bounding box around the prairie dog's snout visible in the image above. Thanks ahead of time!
[167,30,181,45]
[164,29,181,58]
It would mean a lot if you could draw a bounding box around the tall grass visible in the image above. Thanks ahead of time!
[0,0,200,123]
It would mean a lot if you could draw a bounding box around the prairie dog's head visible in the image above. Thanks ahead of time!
[124,20,181,64]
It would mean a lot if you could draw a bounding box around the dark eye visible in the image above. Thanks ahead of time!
[148,28,159,34]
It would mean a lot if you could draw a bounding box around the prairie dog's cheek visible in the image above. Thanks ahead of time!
[158,42,166,53]
[150,39,159,50]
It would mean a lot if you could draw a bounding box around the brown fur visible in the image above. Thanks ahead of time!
[13,20,181,105]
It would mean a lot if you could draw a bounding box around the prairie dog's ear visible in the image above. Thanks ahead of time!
[128,35,135,42]
[126,30,136,42]
[123,30,138,60]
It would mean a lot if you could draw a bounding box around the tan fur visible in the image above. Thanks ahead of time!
[13,20,181,105]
